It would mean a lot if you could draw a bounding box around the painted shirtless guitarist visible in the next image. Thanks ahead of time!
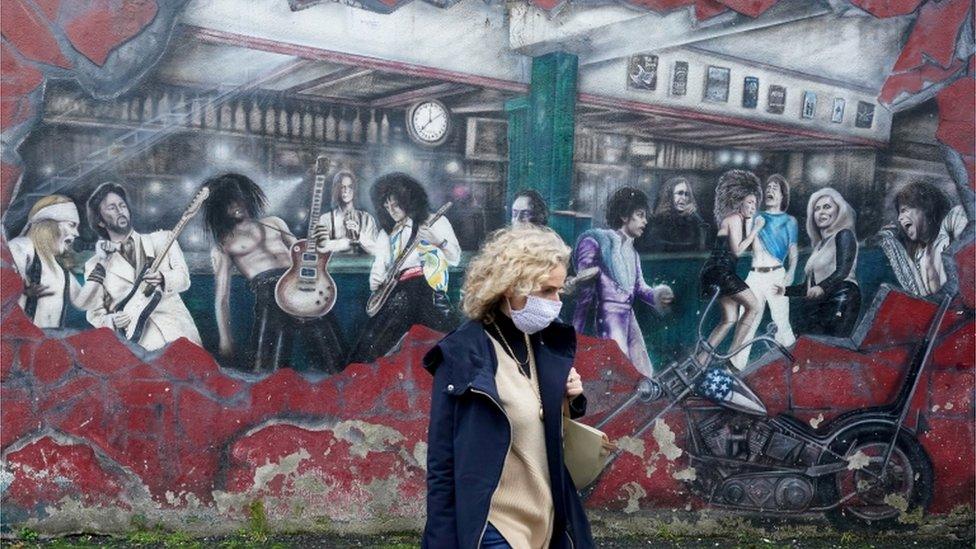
[84,182,201,351]
[204,173,347,373]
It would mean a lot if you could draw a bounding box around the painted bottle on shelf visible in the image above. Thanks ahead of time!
[367,109,378,144]
[278,108,289,138]
[303,108,314,139]
[351,109,363,143]
[221,103,234,131]
[157,92,171,121]
[205,96,218,129]
[380,112,390,144]
[315,107,325,141]
[249,99,262,133]
[325,108,337,141]
[338,108,350,142]
[235,101,247,132]
[291,108,301,138]
[143,94,155,122]
[265,105,277,135]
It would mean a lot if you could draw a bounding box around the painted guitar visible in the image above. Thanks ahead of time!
[365,201,452,317]
[113,186,210,342]
[275,155,338,319]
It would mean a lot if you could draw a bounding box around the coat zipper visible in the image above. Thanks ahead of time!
[470,387,513,549]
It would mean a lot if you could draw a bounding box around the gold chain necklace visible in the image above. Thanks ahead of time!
[489,320,544,421]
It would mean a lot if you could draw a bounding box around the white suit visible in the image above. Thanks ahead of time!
[84,230,201,351]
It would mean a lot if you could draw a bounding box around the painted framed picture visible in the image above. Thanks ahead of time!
[855,101,875,128]
[742,77,759,108]
[671,61,688,96]
[801,91,817,119]
[703,66,730,102]
[832,98,846,123]
[767,85,786,114]
[628,54,658,91]
[464,117,507,161]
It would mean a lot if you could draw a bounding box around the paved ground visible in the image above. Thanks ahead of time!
[3,533,973,548]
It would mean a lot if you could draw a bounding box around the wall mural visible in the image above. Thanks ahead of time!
[1,0,973,539]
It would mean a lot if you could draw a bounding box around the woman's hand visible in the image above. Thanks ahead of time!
[806,285,825,299]
[565,367,583,398]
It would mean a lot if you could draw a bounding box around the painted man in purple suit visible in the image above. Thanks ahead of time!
[573,187,674,378]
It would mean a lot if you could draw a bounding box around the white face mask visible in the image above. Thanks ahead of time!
[510,295,562,334]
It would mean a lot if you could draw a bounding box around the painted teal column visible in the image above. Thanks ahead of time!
[505,96,530,215]
[506,52,582,243]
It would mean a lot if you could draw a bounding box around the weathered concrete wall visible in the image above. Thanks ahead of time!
[1,0,974,540]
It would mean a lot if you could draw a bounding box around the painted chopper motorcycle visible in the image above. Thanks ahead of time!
[588,289,949,530]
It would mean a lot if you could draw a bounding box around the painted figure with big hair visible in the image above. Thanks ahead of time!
[204,173,346,373]
[423,226,594,549]
[313,169,380,255]
[348,172,461,363]
[698,170,763,368]
[643,176,710,253]
[774,187,861,337]
[573,187,674,378]
[877,181,969,297]
[8,195,105,328]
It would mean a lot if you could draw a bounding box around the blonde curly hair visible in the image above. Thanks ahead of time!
[461,226,570,321]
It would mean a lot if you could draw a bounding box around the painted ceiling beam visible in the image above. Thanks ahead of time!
[369,82,474,108]
[287,67,374,94]
[509,0,833,66]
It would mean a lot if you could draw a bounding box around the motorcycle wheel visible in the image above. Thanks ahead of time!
[818,425,933,531]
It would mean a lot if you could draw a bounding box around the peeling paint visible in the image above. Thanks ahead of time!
[884,493,909,513]
[254,450,311,491]
[333,421,406,459]
[621,482,646,514]
[616,436,646,458]
[847,451,871,470]
[0,468,13,493]
[652,420,683,461]
[808,413,824,429]
[412,442,428,471]
[212,449,311,514]
[672,467,697,481]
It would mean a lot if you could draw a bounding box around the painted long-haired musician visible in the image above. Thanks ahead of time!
[877,181,969,297]
[313,170,380,255]
[203,173,346,373]
[347,172,461,363]
[84,182,201,351]
[8,195,104,328]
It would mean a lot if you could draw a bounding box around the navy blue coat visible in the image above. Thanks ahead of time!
[422,319,595,549]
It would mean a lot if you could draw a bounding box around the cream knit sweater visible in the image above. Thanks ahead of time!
[486,337,554,549]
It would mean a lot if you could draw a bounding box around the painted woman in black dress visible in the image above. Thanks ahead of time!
[698,170,763,367]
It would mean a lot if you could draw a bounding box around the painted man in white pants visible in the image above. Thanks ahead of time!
[731,174,798,370]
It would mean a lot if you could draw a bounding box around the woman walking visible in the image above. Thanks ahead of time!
[422,225,594,549]
[775,187,861,337]
[698,170,763,368]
